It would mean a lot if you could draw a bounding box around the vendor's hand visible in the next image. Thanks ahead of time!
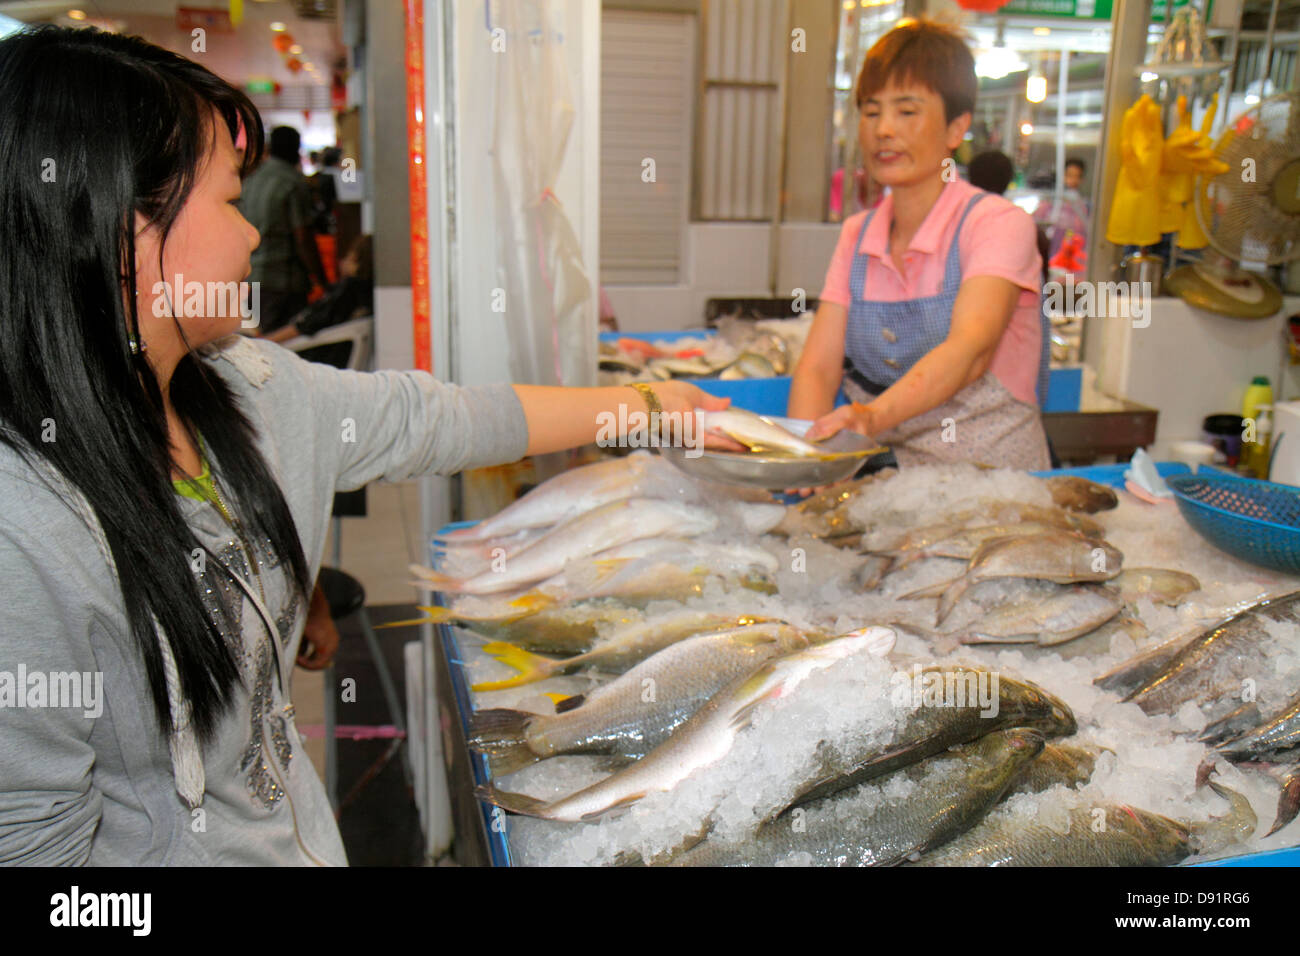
[639,382,745,451]
[297,581,341,670]
[804,401,876,443]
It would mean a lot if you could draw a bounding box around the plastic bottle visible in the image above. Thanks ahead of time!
[1255,404,1273,479]
[1243,376,1273,476]
[1243,376,1273,426]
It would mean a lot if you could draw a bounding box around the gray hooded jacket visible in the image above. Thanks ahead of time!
[0,336,528,864]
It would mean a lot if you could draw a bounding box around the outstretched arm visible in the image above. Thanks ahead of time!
[512,381,732,457]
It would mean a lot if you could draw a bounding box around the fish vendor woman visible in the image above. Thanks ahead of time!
[795,20,1050,471]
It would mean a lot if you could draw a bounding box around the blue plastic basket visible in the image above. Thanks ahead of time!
[1166,473,1300,574]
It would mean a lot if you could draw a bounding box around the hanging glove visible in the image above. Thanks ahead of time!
[1175,94,1228,250]
[1159,96,1198,232]
[1106,95,1165,247]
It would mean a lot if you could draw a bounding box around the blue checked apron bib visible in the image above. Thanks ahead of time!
[840,193,1050,470]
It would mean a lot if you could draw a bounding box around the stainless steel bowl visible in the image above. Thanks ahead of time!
[659,416,885,490]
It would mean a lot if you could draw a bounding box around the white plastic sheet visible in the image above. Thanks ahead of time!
[489,0,595,387]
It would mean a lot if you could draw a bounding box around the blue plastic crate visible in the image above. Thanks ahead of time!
[1043,366,1082,412]
[598,329,715,344]
[604,331,1081,416]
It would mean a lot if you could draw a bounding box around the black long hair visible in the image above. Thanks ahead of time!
[0,26,312,744]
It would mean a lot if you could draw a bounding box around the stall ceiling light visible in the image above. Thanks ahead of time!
[1033,27,1050,36]
[67,8,86,19]
[289,44,303,55]
[1020,122,1034,135]
[270,21,286,31]
[976,47,1029,79]
[1027,75,1048,103]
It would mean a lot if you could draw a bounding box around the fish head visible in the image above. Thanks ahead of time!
[999,676,1078,737]
[734,627,896,710]
[975,727,1048,778]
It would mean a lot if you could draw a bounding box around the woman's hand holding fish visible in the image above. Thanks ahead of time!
[646,382,748,451]
[805,401,877,443]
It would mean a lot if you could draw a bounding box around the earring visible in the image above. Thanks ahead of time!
[129,335,147,356]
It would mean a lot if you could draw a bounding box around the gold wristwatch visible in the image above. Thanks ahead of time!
[629,382,662,417]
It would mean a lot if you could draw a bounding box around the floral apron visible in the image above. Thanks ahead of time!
[841,193,1050,470]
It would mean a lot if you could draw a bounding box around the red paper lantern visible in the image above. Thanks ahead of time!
[285,58,303,74]
[954,0,1013,11]
[272,33,294,54]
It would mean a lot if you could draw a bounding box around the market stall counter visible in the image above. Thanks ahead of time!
[426,458,1300,867]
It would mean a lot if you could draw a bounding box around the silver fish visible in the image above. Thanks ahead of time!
[665,729,1046,867]
[1047,614,1148,661]
[1044,475,1119,513]
[959,586,1124,647]
[1092,622,1206,695]
[416,497,719,594]
[476,628,898,822]
[912,782,1255,867]
[778,664,1076,813]
[1124,590,1300,717]
[468,623,811,775]
[1011,742,1104,795]
[435,454,655,543]
[901,532,1124,625]
[468,611,776,690]
[1215,691,1300,764]
[698,409,826,458]
[881,521,1090,577]
[1108,567,1202,606]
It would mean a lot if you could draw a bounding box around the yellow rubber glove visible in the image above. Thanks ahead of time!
[1175,94,1229,250]
[1159,96,1197,232]
[1107,95,1164,247]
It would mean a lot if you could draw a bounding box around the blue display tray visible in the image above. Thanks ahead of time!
[602,328,1081,413]
[432,465,1299,867]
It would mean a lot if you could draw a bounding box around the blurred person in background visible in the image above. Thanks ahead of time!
[239,125,330,334]
[969,150,1050,285]
[1033,157,1089,267]
[263,234,374,345]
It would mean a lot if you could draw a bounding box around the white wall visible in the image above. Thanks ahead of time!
[604,221,842,330]
[1091,295,1300,457]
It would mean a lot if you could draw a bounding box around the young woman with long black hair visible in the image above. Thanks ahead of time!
[0,25,724,865]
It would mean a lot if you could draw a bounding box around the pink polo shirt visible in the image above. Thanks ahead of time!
[820,178,1044,405]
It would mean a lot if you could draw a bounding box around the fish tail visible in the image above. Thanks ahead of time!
[407,563,463,592]
[899,576,958,602]
[467,709,542,776]
[505,590,555,615]
[935,577,971,625]
[374,605,455,629]
[1199,702,1261,746]
[1265,772,1300,837]
[474,783,549,818]
[470,642,562,690]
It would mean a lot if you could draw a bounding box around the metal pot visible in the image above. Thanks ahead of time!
[1123,253,1164,296]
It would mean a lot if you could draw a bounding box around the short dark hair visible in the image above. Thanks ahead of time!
[1065,158,1086,174]
[968,150,1014,195]
[268,125,301,163]
[855,18,977,125]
